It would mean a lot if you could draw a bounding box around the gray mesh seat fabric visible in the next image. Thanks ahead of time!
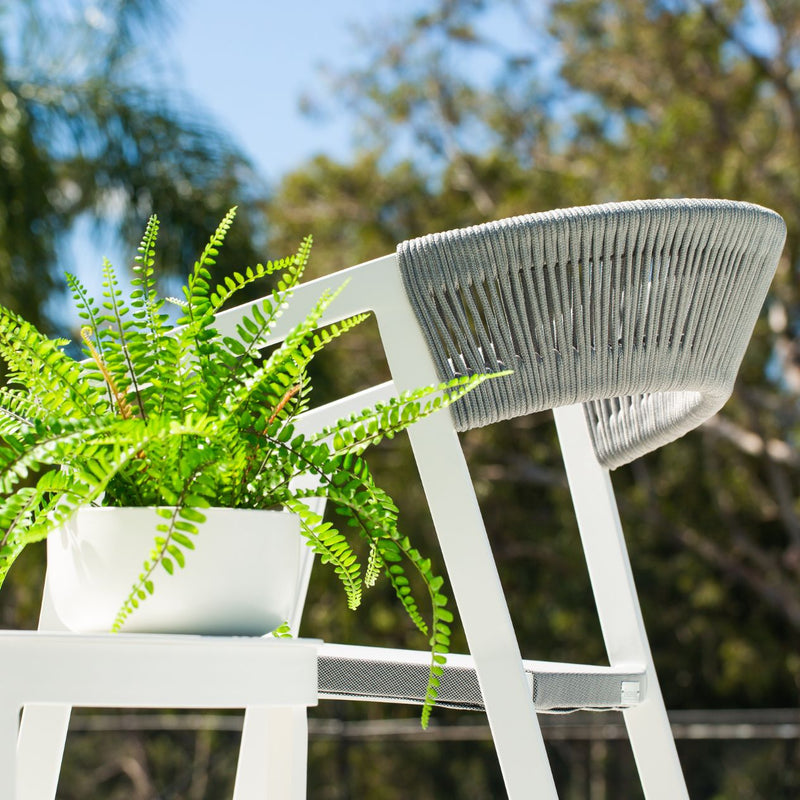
[398,199,786,468]
[317,643,645,713]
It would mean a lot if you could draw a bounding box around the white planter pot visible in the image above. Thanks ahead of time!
[46,506,303,636]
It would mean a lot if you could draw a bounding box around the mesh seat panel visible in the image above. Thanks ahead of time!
[397,199,786,468]
[317,646,645,713]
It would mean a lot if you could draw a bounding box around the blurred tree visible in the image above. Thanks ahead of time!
[262,1,800,795]
[4,0,800,796]
[0,0,273,630]
[0,0,267,333]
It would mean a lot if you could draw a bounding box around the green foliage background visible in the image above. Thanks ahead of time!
[1,0,799,797]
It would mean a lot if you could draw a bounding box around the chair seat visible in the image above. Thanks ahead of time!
[318,643,645,713]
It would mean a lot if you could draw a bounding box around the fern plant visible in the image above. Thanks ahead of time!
[0,209,499,726]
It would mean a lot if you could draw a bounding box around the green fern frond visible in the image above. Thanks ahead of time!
[319,372,508,455]
[0,488,40,588]
[106,418,241,630]
[132,215,160,303]
[311,455,449,726]
[0,387,40,433]
[112,501,207,632]
[174,208,240,387]
[201,293,289,414]
[66,272,116,410]
[66,272,107,357]
[251,283,350,391]
[279,312,371,386]
[0,306,103,417]
[208,255,294,315]
[284,497,363,611]
[364,542,382,587]
[280,234,312,291]
[0,457,115,589]
[130,214,172,385]
[180,206,238,326]
[204,243,329,416]
[99,258,147,420]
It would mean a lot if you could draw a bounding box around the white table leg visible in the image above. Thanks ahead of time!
[17,704,71,800]
[233,706,308,800]
[1,702,19,800]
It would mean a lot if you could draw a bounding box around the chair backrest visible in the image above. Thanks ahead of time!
[215,197,785,633]
[397,199,786,467]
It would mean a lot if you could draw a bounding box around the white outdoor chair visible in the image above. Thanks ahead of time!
[224,198,785,799]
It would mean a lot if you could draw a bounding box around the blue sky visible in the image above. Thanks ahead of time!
[52,1,419,324]
[169,0,411,182]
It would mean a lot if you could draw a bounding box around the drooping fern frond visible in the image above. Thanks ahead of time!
[283,497,363,611]
[0,387,39,433]
[291,451,452,728]
[112,473,209,632]
[0,434,144,589]
[0,417,129,495]
[0,487,39,588]
[365,542,383,587]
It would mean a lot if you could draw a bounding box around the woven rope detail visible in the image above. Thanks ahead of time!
[397,199,785,468]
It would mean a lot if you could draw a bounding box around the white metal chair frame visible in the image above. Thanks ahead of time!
[7,199,784,799]
[230,199,781,800]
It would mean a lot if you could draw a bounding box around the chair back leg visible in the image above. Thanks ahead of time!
[554,403,689,800]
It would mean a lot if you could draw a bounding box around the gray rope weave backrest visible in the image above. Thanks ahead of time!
[397,199,786,469]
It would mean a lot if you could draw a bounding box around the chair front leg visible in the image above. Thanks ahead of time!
[406,415,559,800]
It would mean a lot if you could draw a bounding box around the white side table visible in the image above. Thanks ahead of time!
[0,632,319,799]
